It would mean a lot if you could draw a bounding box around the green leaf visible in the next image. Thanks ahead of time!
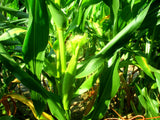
[67,10,79,32]
[151,83,158,90]
[61,0,74,8]
[154,72,160,93]
[22,0,49,78]
[31,91,46,117]
[135,56,155,80]
[81,0,102,9]
[87,54,120,119]
[76,56,105,78]
[137,87,159,119]
[112,0,119,36]
[0,5,28,18]
[0,13,7,21]
[0,43,45,96]
[0,28,26,42]
[28,52,45,79]
[46,92,66,120]
[138,94,148,110]
[81,5,92,31]
[47,97,65,120]
[43,59,57,77]
[74,66,103,96]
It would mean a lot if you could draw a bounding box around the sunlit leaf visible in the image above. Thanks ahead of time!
[0,28,26,42]
[135,56,155,80]
[137,87,159,119]
[81,0,102,9]
[154,72,160,93]
[112,0,119,36]
[74,66,103,96]
[43,59,57,77]
[76,56,105,78]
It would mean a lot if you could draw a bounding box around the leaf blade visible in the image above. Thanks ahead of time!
[135,56,154,80]
[22,0,49,78]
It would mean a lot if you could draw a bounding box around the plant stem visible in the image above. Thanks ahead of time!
[146,26,156,63]
[56,49,62,96]
[56,27,66,96]
[57,27,66,74]
[65,110,70,120]
[56,50,60,78]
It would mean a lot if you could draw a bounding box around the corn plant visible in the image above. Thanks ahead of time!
[0,0,160,120]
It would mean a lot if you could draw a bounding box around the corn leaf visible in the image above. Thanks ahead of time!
[76,56,105,78]
[47,93,65,120]
[22,0,50,117]
[0,28,26,42]
[31,91,46,118]
[112,0,119,36]
[74,66,103,97]
[135,56,155,80]
[22,0,49,78]
[81,0,102,9]
[0,43,44,96]
[68,0,102,31]
[137,87,159,119]
[154,72,160,93]
[0,5,28,18]
[43,59,57,77]
[87,54,120,119]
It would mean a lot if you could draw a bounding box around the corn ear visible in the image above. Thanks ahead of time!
[66,33,88,55]
[62,46,79,110]
[62,33,88,110]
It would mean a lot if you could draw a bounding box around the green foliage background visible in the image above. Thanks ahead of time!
[0,0,160,120]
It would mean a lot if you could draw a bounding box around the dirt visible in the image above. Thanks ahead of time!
[70,92,91,120]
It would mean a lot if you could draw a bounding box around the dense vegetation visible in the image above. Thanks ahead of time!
[0,0,160,120]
